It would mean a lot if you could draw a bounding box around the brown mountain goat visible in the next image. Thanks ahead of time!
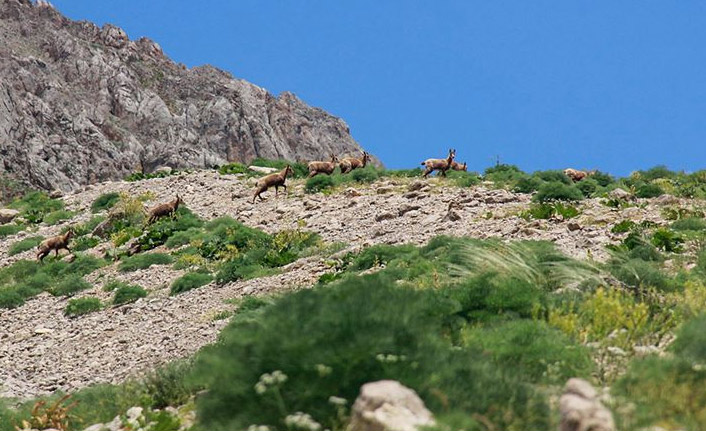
[421,148,456,178]
[450,161,467,171]
[252,165,294,203]
[339,151,371,174]
[146,195,183,224]
[308,154,339,177]
[37,229,73,261]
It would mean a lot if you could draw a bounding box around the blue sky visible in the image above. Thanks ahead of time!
[52,1,706,175]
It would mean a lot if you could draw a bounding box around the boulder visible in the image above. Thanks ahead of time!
[608,188,634,201]
[349,380,435,431]
[653,194,679,205]
[153,166,173,175]
[0,208,20,224]
[49,189,63,199]
[559,378,615,431]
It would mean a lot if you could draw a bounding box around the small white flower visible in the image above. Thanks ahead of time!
[272,370,288,384]
[328,395,347,406]
[285,412,322,431]
[254,381,267,394]
[315,363,332,377]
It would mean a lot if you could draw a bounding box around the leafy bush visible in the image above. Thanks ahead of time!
[591,171,615,187]
[532,182,584,202]
[350,166,379,183]
[119,253,174,272]
[305,175,336,193]
[635,183,664,198]
[65,297,102,317]
[43,210,74,225]
[8,236,44,256]
[215,263,277,284]
[218,163,249,175]
[170,272,213,295]
[0,224,23,238]
[533,170,572,185]
[670,313,706,361]
[575,178,599,197]
[612,220,636,234]
[671,217,706,231]
[520,202,580,220]
[0,288,24,309]
[609,259,674,292]
[513,176,542,193]
[446,171,480,187]
[50,275,92,297]
[138,207,203,251]
[9,191,64,224]
[144,360,197,409]
[483,164,526,187]
[650,228,683,253]
[91,192,121,213]
[192,273,551,430]
[462,320,592,384]
[113,285,148,305]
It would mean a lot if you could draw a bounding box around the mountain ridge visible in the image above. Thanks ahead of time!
[0,0,372,191]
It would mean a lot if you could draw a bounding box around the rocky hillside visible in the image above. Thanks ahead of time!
[0,168,693,400]
[0,0,370,192]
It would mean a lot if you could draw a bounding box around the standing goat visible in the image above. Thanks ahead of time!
[252,165,294,203]
[339,151,371,174]
[421,148,456,178]
[308,154,339,177]
[563,168,596,182]
[450,161,467,171]
[36,229,73,262]
[146,195,183,224]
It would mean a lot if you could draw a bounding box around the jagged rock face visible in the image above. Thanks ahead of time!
[0,0,371,191]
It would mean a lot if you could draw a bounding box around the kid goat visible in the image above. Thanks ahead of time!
[36,229,73,261]
[339,151,371,174]
[146,194,183,224]
[421,148,456,178]
[252,165,294,203]
[308,154,338,177]
[450,161,467,171]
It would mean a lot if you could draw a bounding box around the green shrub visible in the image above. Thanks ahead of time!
[215,263,277,284]
[0,224,23,238]
[628,244,664,262]
[533,170,572,185]
[520,202,579,220]
[350,166,379,183]
[50,275,92,297]
[670,313,706,361]
[8,236,44,256]
[113,285,148,305]
[513,176,542,193]
[43,210,74,225]
[671,217,706,231]
[532,182,584,202]
[305,175,336,193]
[165,227,203,248]
[72,235,100,252]
[0,288,24,309]
[615,357,706,430]
[138,207,203,251]
[575,178,599,197]
[9,191,64,224]
[170,272,213,295]
[635,183,664,198]
[192,273,551,430]
[591,171,615,187]
[350,244,419,271]
[651,228,683,253]
[144,360,197,409]
[610,259,674,292]
[612,220,637,234]
[65,297,102,317]
[218,163,249,175]
[447,171,480,187]
[91,192,121,213]
[119,253,174,272]
[462,320,592,384]
[638,165,676,182]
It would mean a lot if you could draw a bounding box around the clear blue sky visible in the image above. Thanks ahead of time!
[52,1,706,175]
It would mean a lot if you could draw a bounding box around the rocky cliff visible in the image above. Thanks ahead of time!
[0,0,371,191]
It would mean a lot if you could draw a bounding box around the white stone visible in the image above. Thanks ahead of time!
[349,380,435,431]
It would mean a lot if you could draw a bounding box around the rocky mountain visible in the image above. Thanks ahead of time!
[0,0,371,191]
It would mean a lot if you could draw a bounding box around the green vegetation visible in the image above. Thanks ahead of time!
[125,169,183,182]
[64,297,102,317]
[0,255,105,308]
[8,191,64,224]
[0,224,23,238]
[113,284,148,305]
[520,202,580,220]
[91,192,120,213]
[118,253,174,272]
[170,272,213,295]
[8,236,44,256]
[305,175,335,193]
[533,181,584,202]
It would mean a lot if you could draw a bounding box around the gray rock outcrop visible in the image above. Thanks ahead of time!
[349,380,435,431]
[559,378,615,431]
[0,0,373,191]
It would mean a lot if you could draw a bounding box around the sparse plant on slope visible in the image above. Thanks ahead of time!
[65,297,102,317]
